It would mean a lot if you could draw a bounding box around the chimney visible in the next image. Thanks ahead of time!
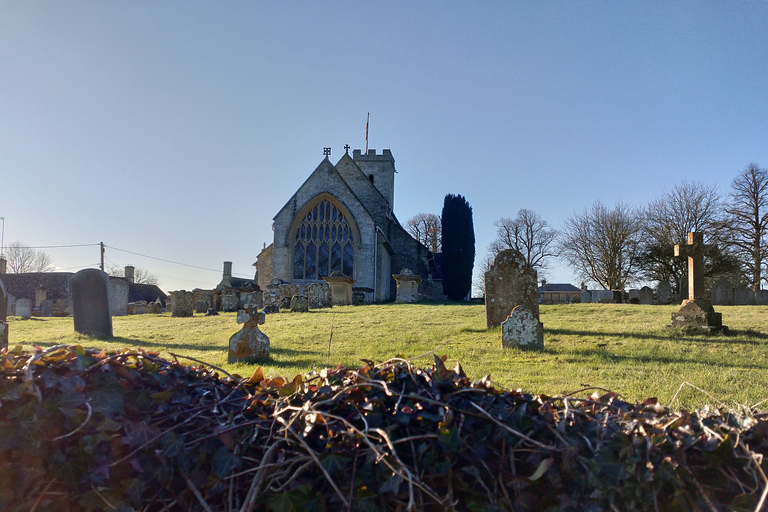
[223,261,233,278]
[0,256,6,275]
[125,265,135,283]
[540,279,547,288]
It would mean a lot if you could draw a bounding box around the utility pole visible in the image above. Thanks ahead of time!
[100,242,105,271]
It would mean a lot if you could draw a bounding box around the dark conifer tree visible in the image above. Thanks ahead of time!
[441,194,475,300]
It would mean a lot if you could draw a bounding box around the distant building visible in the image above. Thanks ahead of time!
[538,280,582,304]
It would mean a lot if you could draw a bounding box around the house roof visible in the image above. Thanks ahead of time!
[539,283,582,293]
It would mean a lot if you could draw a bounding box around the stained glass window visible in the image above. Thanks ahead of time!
[293,199,354,280]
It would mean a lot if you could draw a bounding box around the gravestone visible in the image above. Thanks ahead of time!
[205,308,219,316]
[628,289,640,303]
[657,282,672,304]
[35,288,47,308]
[639,286,654,305]
[16,298,33,319]
[228,305,269,363]
[240,290,263,309]
[711,279,734,306]
[484,250,539,329]
[307,282,332,309]
[6,294,14,318]
[352,291,366,305]
[196,291,215,310]
[108,277,130,316]
[501,305,544,350]
[262,290,280,314]
[393,269,422,303]
[195,300,210,314]
[71,269,113,338]
[580,290,592,303]
[40,299,53,317]
[222,289,240,312]
[669,232,723,331]
[146,301,162,314]
[133,301,148,315]
[170,290,194,317]
[759,290,768,306]
[290,295,309,313]
[323,271,355,306]
[278,284,300,310]
[0,279,7,350]
[734,286,755,305]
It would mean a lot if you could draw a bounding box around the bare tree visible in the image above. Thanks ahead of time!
[472,253,494,298]
[406,213,441,253]
[559,201,644,291]
[4,242,54,273]
[638,180,733,296]
[723,163,768,298]
[108,265,160,286]
[488,209,558,274]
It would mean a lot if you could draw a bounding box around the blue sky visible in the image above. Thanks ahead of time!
[2,2,767,292]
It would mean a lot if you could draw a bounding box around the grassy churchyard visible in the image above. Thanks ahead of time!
[7,302,768,410]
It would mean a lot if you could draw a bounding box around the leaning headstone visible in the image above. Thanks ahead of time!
[16,298,33,320]
[501,305,544,350]
[228,305,269,363]
[323,271,355,306]
[262,290,280,314]
[628,289,640,303]
[71,268,113,338]
[170,290,194,317]
[222,289,240,312]
[40,299,54,317]
[290,295,309,313]
[669,232,723,331]
[657,282,672,304]
[484,250,539,329]
[393,269,422,303]
[108,277,130,316]
[195,300,210,314]
[308,282,332,309]
[734,286,755,305]
[639,286,654,305]
[711,279,734,306]
[278,284,300,310]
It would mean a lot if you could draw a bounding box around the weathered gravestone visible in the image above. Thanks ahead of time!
[228,305,269,363]
[262,289,280,314]
[501,305,544,350]
[669,232,723,331]
[290,295,309,313]
[0,279,7,350]
[393,269,422,303]
[484,250,539,329]
[170,290,194,317]
[323,271,355,306]
[639,286,654,305]
[195,300,210,314]
[222,289,240,312]
[40,299,53,317]
[205,308,219,316]
[657,282,673,304]
[146,301,162,314]
[628,289,640,303]
[278,284,300,310]
[591,290,615,303]
[108,277,130,316]
[580,290,592,303]
[6,294,14,318]
[760,290,768,306]
[16,298,33,319]
[711,279,734,306]
[352,291,366,306]
[71,269,113,338]
[307,282,332,309]
[240,290,263,309]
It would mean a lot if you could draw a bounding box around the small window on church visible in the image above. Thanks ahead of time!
[368,174,374,184]
[293,199,354,280]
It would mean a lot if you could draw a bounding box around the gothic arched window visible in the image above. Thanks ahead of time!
[293,199,354,280]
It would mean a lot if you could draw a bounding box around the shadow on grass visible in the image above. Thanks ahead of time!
[558,347,768,370]
[546,327,768,346]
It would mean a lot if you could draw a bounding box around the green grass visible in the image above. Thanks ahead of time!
[7,303,768,409]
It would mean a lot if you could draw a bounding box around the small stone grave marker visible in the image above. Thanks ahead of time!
[501,305,544,350]
[228,305,269,363]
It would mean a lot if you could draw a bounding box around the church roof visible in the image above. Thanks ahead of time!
[539,283,582,293]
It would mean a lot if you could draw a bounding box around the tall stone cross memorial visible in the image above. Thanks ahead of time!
[669,232,724,331]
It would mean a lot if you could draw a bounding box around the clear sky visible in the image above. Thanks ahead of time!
[2,2,767,293]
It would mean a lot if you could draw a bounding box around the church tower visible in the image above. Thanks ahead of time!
[352,149,396,211]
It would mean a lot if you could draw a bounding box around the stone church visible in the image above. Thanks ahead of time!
[254,147,440,303]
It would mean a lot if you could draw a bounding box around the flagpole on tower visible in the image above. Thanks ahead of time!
[365,113,369,153]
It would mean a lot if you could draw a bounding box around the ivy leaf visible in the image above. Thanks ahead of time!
[213,446,240,478]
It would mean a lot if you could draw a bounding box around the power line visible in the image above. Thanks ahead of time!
[105,245,228,274]
[16,243,100,249]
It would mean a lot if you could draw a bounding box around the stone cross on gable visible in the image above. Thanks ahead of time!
[323,147,331,157]
[675,232,704,300]
[344,144,350,154]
